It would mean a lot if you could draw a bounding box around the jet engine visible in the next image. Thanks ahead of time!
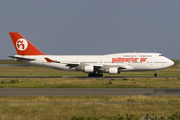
[83,66,94,73]
[105,67,120,74]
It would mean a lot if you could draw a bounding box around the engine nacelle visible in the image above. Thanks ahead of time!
[105,67,120,74]
[83,66,94,73]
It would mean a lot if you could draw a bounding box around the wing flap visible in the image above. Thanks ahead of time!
[66,64,79,69]
[103,65,126,69]
[62,62,103,69]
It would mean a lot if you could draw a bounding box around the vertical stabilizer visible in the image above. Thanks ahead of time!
[9,32,45,55]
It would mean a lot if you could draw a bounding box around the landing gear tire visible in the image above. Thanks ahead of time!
[100,74,103,77]
[92,74,95,77]
[88,73,103,77]
[88,73,92,77]
[97,74,103,77]
[154,74,157,77]
[154,70,158,77]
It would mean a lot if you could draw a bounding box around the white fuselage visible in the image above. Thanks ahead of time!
[14,52,174,73]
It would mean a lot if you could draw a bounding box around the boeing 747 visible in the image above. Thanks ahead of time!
[9,32,174,77]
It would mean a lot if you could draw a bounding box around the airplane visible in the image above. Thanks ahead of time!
[9,32,174,77]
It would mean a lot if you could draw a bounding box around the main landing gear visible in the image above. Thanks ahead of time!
[88,73,103,77]
[154,70,158,77]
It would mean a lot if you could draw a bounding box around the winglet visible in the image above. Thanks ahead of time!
[9,32,45,55]
[44,58,55,62]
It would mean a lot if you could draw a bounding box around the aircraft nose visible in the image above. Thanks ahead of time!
[169,59,174,66]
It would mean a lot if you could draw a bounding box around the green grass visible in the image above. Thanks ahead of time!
[172,59,180,67]
[0,59,29,64]
[1,77,180,88]
[0,96,180,120]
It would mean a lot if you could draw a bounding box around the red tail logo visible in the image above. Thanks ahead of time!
[16,38,28,51]
[9,32,45,55]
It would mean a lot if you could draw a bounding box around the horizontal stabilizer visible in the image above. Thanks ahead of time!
[8,56,36,61]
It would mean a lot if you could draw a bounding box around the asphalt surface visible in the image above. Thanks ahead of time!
[1,88,180,96]
[0,76,180,79]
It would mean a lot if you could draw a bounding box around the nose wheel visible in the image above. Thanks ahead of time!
[154,70,158,77]
[154,73,157,77]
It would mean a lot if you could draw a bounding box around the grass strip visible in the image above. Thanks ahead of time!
[0,96,180,120]
[1,77,180,88]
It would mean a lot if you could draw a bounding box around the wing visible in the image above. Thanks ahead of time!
[100,64,134,71]
[66,63,79,69]
[8,56,36,61]
[43,58,134,71]
[62,62,134,72]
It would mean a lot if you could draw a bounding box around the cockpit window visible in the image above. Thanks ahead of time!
[159,54,164,56]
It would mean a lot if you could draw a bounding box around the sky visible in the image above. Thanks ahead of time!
[0,0,180,59]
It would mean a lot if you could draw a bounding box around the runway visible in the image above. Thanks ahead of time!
[1,88,180,96]
[1,76,180,79]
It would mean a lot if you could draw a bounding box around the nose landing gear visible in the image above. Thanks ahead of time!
[154,70,158,77]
